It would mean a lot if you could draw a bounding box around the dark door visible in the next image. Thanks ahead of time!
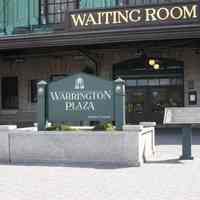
[126,86,183,124]
[149,86,183,124]
[113,57,184,124]
[126,87,147,124]
[2,77,19,109]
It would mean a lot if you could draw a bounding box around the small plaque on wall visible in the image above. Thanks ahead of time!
[188,91,197,105]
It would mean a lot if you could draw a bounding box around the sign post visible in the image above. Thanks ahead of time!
[37,80,47,131]
[115,78,125,130]
[181,125,193,160]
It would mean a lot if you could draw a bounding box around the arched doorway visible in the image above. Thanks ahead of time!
[113,57,184,124]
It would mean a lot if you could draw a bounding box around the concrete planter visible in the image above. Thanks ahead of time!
[0,125,155,167]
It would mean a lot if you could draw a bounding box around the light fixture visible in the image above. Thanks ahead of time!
[153,63,160,70]
[148,59,156,66]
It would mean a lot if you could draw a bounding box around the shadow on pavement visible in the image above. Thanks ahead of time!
[3,162,134,169]
[155,128,200,145]
[145,158,183,164]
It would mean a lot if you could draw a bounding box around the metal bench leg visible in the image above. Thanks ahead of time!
[180,125,194,160]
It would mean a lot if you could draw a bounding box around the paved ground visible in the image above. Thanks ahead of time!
[0,129,200,200]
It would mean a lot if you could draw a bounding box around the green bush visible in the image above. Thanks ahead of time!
[46,124,79,131]
[60,124,78,131]
[46,122,114,132]
[93,122,114,131]
[46,125,60,131]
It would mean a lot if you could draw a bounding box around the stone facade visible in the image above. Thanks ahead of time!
[0,46,199,125]
[183,48,200,106]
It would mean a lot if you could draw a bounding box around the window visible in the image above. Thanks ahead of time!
[80,0,117,9]
[0,1,4,33]
[79,0,186,9]
[2,77,18,109]
[28,80,38,103]
[40,0,78,24]
[0,0,39,34]
[126,78,183,87]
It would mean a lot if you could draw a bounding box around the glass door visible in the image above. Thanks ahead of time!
[150,86,183,124]
[126,87,147,124]
[126,86,184,124]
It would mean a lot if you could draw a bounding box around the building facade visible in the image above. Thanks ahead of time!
[0,0,200,126]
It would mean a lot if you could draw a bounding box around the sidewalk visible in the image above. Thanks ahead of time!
[0,130,200,200]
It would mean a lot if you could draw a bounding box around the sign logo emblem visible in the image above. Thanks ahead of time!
[75,77,85,90]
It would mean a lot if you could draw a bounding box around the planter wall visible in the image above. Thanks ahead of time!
[0,125,155,167]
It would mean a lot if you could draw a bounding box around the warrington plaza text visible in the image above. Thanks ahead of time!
[50,90,112,112]
[71,4,198,27]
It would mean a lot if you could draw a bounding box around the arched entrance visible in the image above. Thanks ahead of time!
[113,57,184,124]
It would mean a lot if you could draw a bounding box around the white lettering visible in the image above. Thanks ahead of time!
[71,14,86,26]
[145,8,157,21]
[118,10,129,23]
[50,92,59,101]
[85,13,97,26]
[65,101,95,111]
[183,5,198,19]
[170,7,183,20]
[129,9,141,22]
[157,7,169,21]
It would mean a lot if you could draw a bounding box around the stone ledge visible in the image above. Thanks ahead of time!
[0,126,155,167]
[139,122,157,127]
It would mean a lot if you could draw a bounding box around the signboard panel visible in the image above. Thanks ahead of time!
[164,107,200,124]
[66,1,200,32]
[47,73,114,122]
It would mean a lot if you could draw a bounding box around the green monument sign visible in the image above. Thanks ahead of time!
[37,73,125,130]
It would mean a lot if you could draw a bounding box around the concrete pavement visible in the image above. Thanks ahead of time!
[0,130,200,200]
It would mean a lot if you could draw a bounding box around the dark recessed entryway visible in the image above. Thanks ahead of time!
[113,57,184,124]
[1,77,19,109]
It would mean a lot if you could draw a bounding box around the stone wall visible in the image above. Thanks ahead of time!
[0,125,155,167]
[0,46,199,125]
[183,48,200,106]
[0,51,96,125]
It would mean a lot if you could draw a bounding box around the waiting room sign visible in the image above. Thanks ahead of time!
[66,1,200,31]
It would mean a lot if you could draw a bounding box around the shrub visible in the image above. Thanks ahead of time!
[46,125,60,131]
[93,122,114,131]
[60,124,78,131]
[46,124,79,131]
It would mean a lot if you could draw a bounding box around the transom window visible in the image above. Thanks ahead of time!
[126,78,183,87]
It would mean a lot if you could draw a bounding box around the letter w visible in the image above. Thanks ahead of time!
[71,14,86,26]
[50,92,59,101]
